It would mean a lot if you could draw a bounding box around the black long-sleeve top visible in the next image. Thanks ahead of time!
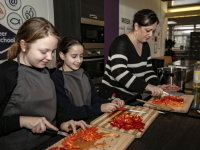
[51,69,109,120]
[0,60,68,136]
[100,34,160,98]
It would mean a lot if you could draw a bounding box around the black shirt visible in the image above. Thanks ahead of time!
[51,69,109,120]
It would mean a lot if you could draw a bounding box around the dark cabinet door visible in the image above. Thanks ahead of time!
[81,0,104,21]
[53,0,81,39]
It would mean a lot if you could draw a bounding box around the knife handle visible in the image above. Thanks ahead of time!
[45,128,58,135]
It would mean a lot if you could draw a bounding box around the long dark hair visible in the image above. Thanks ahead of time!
[132,9,159,30]
[7,17,60,59]
[56,37,84,69]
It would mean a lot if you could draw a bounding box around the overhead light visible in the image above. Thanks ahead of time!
[168,21,177,24]
[168,6,200,13]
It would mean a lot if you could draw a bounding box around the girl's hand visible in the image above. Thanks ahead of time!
[145,84,163,97]
[158,84,181,92]
[101,103,119,113]
[20,116,58,133]
[60,120,88,134]
[111,98,125,107]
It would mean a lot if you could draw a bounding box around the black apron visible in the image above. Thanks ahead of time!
[0,58,57,150]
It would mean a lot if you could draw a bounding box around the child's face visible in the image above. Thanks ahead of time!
[23,35,58,68]
[61,45,84,71]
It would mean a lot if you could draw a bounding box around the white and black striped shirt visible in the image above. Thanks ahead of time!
[101,34,160,97]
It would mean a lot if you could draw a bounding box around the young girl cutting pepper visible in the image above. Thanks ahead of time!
[0,17,87,150]
[51,37,125,120]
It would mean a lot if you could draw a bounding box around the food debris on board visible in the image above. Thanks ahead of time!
[108,113,145,132]
[150,95,185,108]
[48,126,119,150]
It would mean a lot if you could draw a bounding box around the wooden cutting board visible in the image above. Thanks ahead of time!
[46,127,135,150]
[144,94,194,113]
[90,105,159,138]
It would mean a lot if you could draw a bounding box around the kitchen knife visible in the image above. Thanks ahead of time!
[163,91,184,97]
[117,107,146,113]
[46,128,68,137]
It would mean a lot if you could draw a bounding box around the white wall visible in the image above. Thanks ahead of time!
[119,0,168,58]
[0,0,56,68]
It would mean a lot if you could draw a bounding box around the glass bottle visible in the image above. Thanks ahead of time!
[193,61,200,88]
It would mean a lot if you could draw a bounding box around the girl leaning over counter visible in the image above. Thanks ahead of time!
[99,9,180,101]
[51,37,125,120]
[0,17,87,150]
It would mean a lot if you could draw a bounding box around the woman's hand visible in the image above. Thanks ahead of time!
[60,120,88,134]
[145,84,163,97]
[111,98,125,107]
[20,116,58,133]
[158,84,181,92]
[101,103,119,113]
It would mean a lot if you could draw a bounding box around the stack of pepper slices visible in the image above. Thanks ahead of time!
[108,113,145,132]
[49,126,102,150]
[150,95,185,108]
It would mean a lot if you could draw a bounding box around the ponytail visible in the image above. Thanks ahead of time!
[7,42,20,59]
[56,55,64,69]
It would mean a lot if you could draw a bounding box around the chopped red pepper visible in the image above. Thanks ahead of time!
[108,113,145,132]
[150,95,185,108]
[62,134,80,149]
[49,127,105,150]
[48,147,59,150]
[77,126,102,142]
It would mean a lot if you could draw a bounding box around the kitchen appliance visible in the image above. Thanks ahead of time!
[157,67,187,92]
[81,18,104,44]
[81,49,104,87]
[167,60,196,82]
[80,18,105,89]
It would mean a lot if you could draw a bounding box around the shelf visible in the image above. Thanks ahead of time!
[176,55,189,57]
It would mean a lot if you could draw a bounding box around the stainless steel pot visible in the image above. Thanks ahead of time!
[157,67,187,92]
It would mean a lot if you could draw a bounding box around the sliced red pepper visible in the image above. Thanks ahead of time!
[109,113,145,132]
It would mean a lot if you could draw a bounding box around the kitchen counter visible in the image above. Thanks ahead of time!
[33,85,200,150]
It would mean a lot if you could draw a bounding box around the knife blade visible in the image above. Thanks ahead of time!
[117,107,146,113]
[46,128,68,137]
[126,109,147,113]
[163,91,184,97]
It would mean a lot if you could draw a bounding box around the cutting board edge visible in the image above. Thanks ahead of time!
[135,110,159,138]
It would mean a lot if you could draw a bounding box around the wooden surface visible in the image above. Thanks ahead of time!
[90,105,159,138]
[144,94,194,113]
[153,56,172,64]
[46,127,135,150]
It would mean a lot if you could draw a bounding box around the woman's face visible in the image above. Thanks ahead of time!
[61,44,84,71]
[22,35,58,68]
[136,21,157,43]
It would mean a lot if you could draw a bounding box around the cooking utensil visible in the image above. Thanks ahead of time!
[46,128,68,137]
[116,107,146,113]
[136,99,172,111]
[136,106,166,114]
[157,67,187,92]
[163,91,185,97]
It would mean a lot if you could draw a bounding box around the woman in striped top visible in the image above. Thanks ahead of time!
[99,9,180,101]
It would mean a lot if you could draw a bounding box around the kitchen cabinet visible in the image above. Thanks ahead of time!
[53,0,81,39]
[81,0,104,21]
